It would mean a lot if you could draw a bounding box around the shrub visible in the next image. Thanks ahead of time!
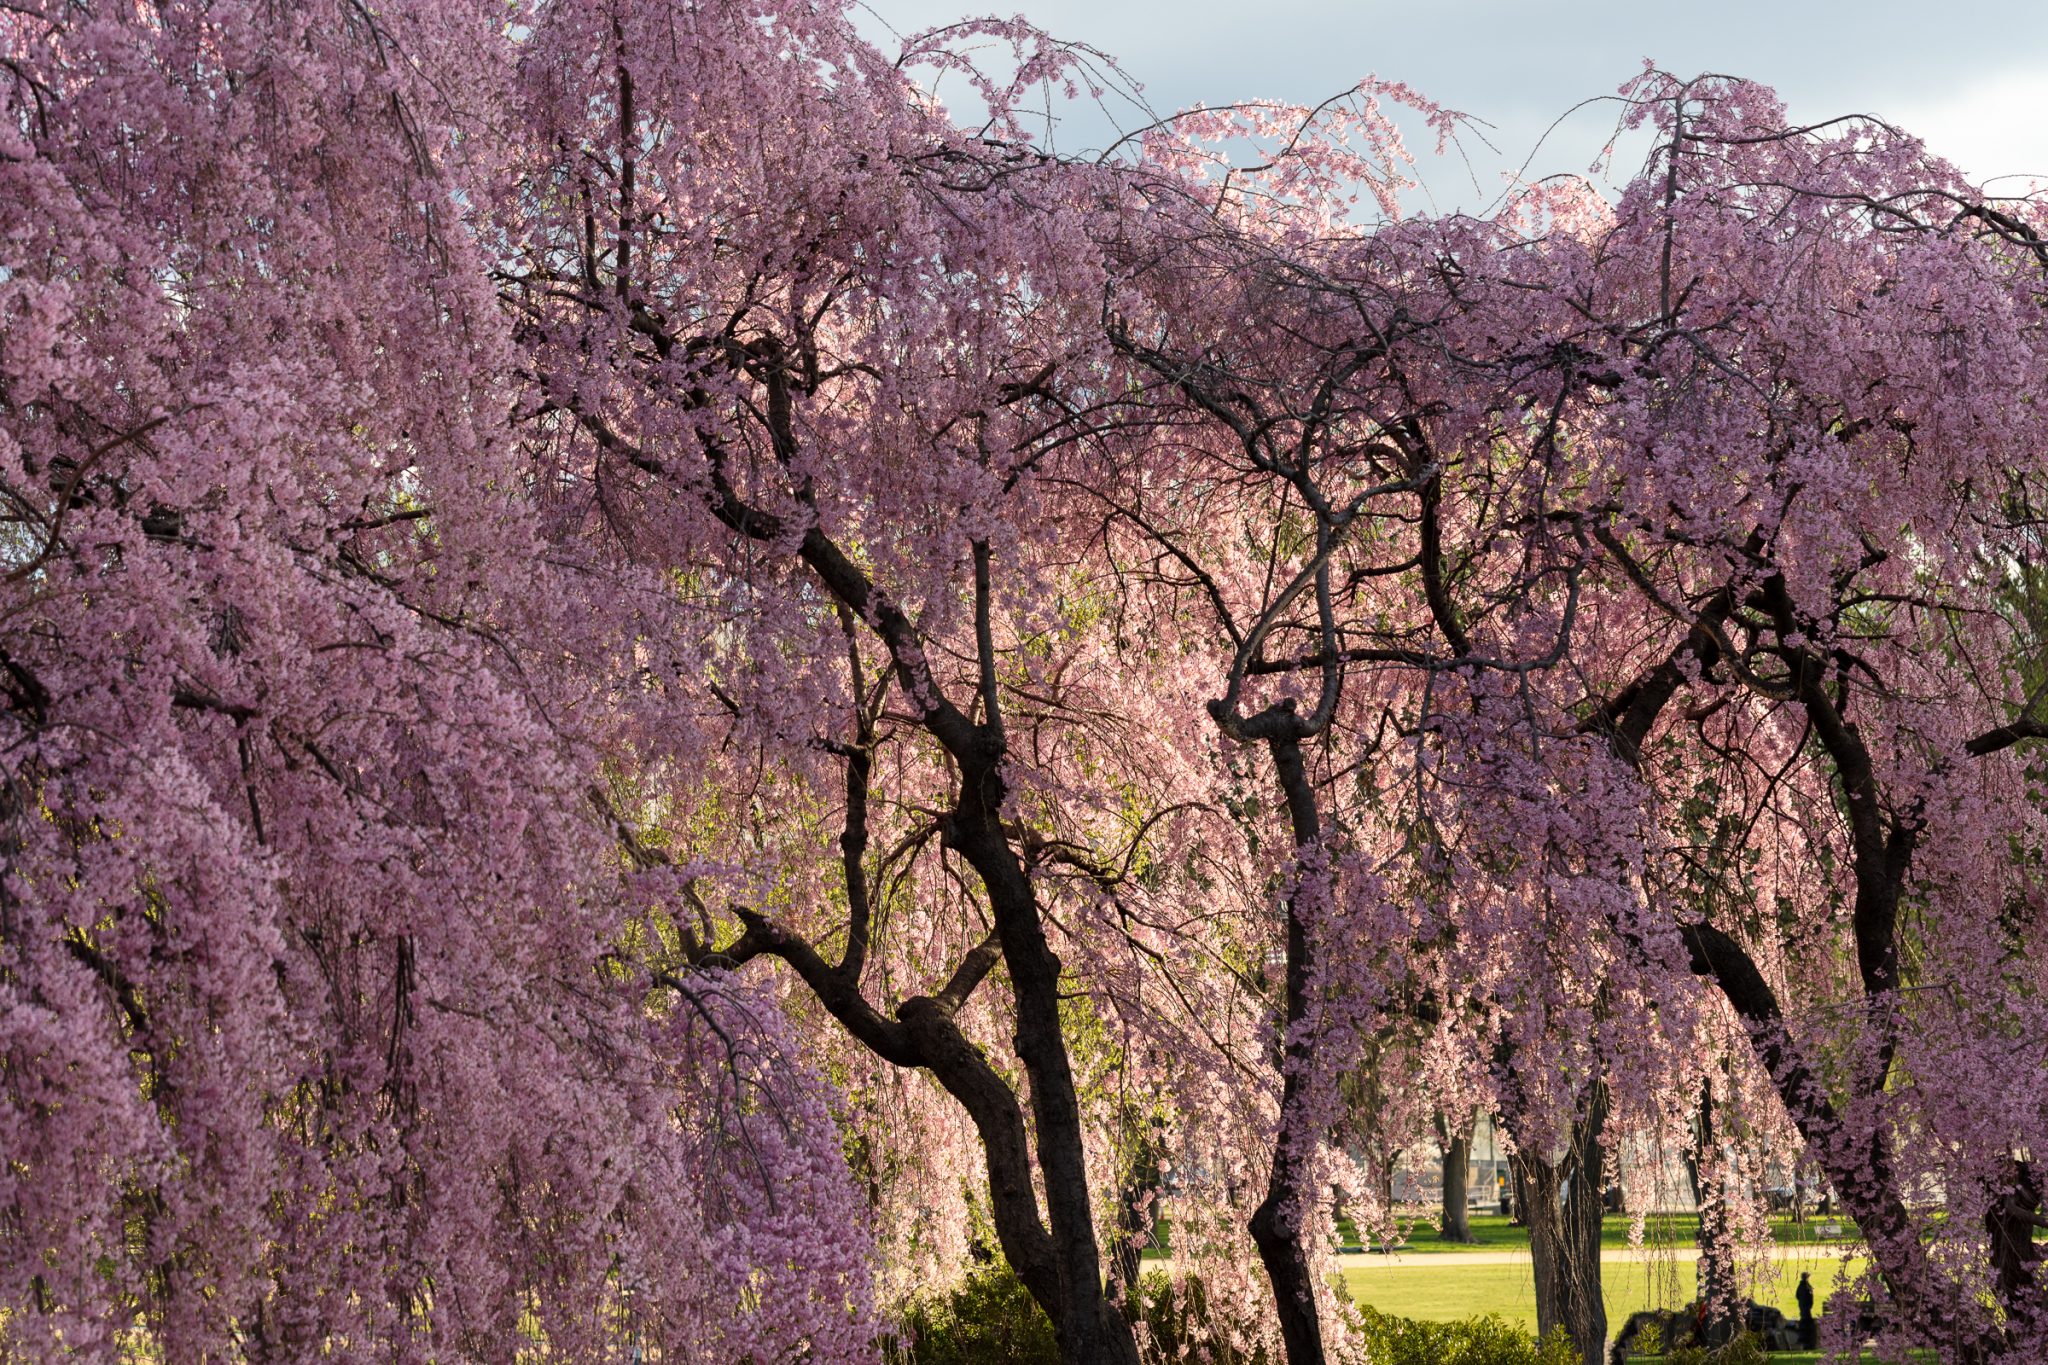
[1665,1332,1769,1365]
[1349,1304,1579,1365]
[885,1263,1059,1365]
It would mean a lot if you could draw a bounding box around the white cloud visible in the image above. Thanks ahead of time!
[1880,65,2048,189]
[855,0,2048,208]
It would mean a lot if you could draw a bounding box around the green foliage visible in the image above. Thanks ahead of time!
[885,1264,1263,1365]
[1663,1332,1769,1365]
[887,1262,1579,1365]
[1137,1271,1270,1364]
[1349,1304,1578,1365]
[885,1262,1060,1365]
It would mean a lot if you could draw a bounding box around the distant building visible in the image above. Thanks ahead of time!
[1388,1115,1707,1215]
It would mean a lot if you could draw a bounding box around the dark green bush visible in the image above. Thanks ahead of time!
[1664,1332,1768,1365]
[884,1262,1059,1365]
[1348,1304,1579,1365]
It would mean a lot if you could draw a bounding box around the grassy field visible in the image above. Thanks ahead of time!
[1349,1212,1860,1255]
[1148,1207,1872,1350]
[1622,1357,1928,1365]
[1342,1249,1868,1334]
[1145,1212,1860,1260]
[1619,1355,1932,1363]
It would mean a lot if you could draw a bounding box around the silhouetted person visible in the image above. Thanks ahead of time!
[1796,1272,1816,1347]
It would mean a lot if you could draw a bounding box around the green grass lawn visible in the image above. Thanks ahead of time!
[1622,1356,1930,1364]
[1342,1250,1868,1335]
[1145,1211,1861,1261]
[1352,1212,1860,1256]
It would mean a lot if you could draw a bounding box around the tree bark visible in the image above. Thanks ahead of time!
[946,748,1142,1365]
[1989,1159,2044,1311]
[1514,1087,1609,1365]
[1438,1115,1476,1243]
[1245,728,1329,1365]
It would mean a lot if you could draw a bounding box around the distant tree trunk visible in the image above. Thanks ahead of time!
[1438,1114,1477,1243]
[1516,1086,1609,1365]
[1987,1157,2045,1323]
[1106,1117,1164,1321]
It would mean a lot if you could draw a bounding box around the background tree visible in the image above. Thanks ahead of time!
[1435,1113,1479,1245]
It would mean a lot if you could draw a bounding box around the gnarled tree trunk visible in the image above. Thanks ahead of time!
[1514,1086,1609,1365]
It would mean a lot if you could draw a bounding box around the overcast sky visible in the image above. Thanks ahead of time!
[855,0,2048,212]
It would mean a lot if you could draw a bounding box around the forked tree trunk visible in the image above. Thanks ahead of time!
[944,757,1143,1365]
[696,512,1145,1365]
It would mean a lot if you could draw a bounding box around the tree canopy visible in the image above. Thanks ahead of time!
[6,2,2048,1363]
